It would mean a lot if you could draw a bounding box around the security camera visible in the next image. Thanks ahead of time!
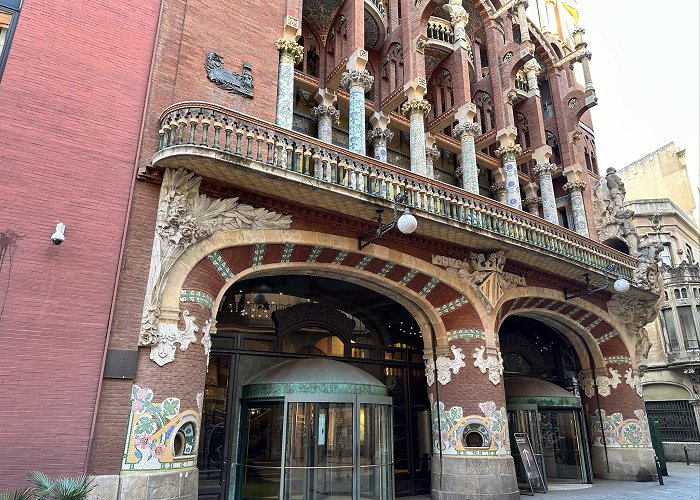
[51,222,66,245]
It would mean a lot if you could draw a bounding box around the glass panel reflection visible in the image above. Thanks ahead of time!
[240,403,284,500]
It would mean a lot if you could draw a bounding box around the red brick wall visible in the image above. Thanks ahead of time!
[0,0,160,488]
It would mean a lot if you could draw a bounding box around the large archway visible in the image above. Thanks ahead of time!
[198,272,433,499]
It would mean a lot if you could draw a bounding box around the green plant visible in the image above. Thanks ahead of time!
[0,489,34,500]
[28,472,95,500]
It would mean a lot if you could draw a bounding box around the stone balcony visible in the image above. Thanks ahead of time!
[151,101,640,284]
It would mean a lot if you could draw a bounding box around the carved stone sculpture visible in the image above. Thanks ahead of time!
[205,52,254,98]
[443,0,469,41]
[608,294,661,364]
[140,168,292,364]
[151,310,199,366]
[424,345,467,386]
[473,345,504,385]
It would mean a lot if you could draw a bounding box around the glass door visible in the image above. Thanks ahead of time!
[507,407,546,490]
[537,410,585,483]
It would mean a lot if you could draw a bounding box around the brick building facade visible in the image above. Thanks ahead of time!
[0,1,666,499]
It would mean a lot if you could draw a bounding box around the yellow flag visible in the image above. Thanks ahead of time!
[561,1,579,25]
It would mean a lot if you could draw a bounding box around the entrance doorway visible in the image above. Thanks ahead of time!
[197,275,431,499]
[500,316,592,488]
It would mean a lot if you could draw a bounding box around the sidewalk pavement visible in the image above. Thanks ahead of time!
[404,461,700,499]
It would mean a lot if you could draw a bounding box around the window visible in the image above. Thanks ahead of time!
[557,207,571,229]
[0,1,21,81]
[677,306,699,350]
[686,244,695,264]
[659,243,673,266]
[661,308,680,351]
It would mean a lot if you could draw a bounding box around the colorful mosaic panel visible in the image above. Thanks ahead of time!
[502,156,522,210]
[122,385,200,471]
[179,289,214,310]
[587,317,603,331]
[333,250,349,265]
[436,296,470,316]
[378,262,396,277]
[399,269,418,286]
[307,245,323,262]
[275,59,295,129]
[207,251,233,280]
[409,113,427,176]
[419,277,440,296]
[252,244,266,266]
[281,243,295,263]
[348,86,366,155]
[356,255,373,270]
[589,409,651,448]
[447,329,486,341]
[596,330,618,344]
[605,355,632,365]
[538,172,557,223]
[569,188,589,237]
[431,399,509,456]
[461,135,479,194]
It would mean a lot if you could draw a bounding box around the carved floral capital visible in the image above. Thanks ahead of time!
[312,104,340,123]
[401,98,432,117]
[452,122,481,139]
[563,180,587,192]
[275,38,304,63]
[533,162,558,176]
[367,127,394,143]
[340,69,373,92]
[495,143,522,160]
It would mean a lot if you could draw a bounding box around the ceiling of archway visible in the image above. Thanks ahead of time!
[303,0,344,41]
[223,274,421,345]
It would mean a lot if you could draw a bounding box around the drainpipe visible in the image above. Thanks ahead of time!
[430,325,443,491]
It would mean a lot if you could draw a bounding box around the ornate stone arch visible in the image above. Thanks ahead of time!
[155,230,492,364]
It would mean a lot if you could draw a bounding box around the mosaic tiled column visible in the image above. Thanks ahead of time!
[341,69,373,155]
[533,162,558,223]
[452,122,481,194]
[367,127,393,163]
[495,144,523,210]
[564,181,590,236]
[275,38,303,129]
[523,196,540,216]
[491,181,507,204]
[312,105,339,143]
[401,99,432,177]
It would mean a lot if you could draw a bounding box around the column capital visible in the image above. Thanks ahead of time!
[524,196,541,208]
[455,102,477,124]
[426,144,440,159]
[312,104,340,123]
[495,143,522,159]
[563,180,587,192]
[575,50,593,63]
[496,125,518,148]
[452,122,481,139]
[532,144,553,165]
[533,162,558,176]
[491,181,506,192]
[401,98,431,117]
[523,58,542,75]
[275,38,303,63]
[403,76,427,101]
[367,127,394,143]
[315,88,337,106]
[340,68,373,92]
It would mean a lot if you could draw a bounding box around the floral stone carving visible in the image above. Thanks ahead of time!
[150,309,199,366]
[624,368,643,397]
[473,345,504,385]
[140,168,292,365]
[424,345,467,386]
[579,367,621,397]
[608,294,661,363]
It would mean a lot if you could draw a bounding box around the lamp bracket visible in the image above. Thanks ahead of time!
[358,193,409,250]
[563,264,620,301]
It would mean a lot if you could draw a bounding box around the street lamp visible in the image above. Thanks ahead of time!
[358,194,417,250]
[563,264,630,300]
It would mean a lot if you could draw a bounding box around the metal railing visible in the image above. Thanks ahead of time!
[155,102,638,279]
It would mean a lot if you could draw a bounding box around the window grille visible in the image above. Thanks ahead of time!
[646,400,700,442]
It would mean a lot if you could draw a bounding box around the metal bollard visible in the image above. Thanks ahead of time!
[655,456,664,485]
[684,445,690,465]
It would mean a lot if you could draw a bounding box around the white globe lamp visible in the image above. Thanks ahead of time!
[613,278,630,293]
[397,209,417,234]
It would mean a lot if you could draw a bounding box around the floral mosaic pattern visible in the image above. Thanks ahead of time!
[568,188,589,236]
[409,113,427,177]
[122,385,200,471]
[275,58,295,129]
[347,87,367,154]
[589,409,651,448]
[502,156,522,210]
[430,398,509,455]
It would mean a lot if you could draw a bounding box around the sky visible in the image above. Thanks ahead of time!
[580,0,700,213]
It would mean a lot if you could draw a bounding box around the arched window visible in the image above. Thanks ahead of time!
[474,91,494,133]
[546,131,561,165]
[516,112,530,149]
[427,68,453,121]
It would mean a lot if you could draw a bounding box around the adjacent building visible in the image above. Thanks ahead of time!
[0,1,670,499]
[617,145,700,462]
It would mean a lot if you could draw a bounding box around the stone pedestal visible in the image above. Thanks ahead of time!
[431,456,519,500]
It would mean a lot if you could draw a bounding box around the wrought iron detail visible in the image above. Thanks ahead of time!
[205,52,253,98]
[645,400,700,442]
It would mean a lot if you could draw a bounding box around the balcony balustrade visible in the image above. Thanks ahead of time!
[154,102,638,280]
[426,16,455,46]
